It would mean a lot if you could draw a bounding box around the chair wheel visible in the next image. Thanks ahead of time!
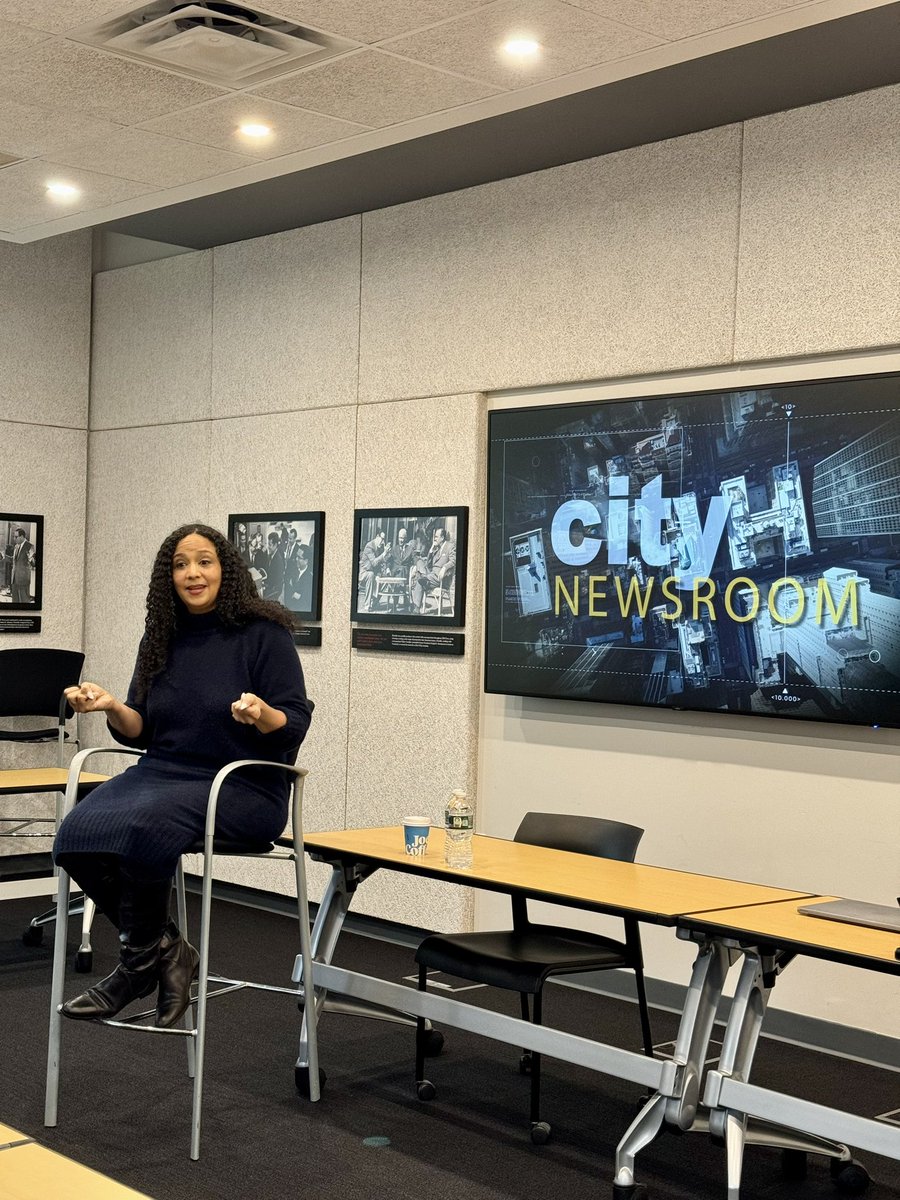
[612,1186,648,1199]
[830,1158,870,1194]
[417,1080,436,1102]
[294,1066,326,1099]
[422,1028,444,1056]
[530,1121,551,1145]
[74,950,93,974]
[781,1149,807,1180]
[22,926,43,947]
[519,1052,532,1075]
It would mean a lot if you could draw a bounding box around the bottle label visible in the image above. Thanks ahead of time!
[445,810,473,831]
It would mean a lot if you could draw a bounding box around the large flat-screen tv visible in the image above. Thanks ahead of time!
[486,372,900,728]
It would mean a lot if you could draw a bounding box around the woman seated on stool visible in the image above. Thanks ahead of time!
[54,523,313,1027]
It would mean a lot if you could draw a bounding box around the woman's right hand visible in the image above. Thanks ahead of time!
[64,682,117,713]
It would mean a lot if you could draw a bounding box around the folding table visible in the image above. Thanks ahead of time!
[293,825,813,1198]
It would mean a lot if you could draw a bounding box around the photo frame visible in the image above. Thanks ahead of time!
[351,506,468,627]
[228,511,324,622]
[1,513,43,611]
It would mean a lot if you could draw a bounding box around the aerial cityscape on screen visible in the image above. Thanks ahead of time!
[486,374,900,727]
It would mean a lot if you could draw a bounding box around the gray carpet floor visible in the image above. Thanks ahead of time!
[1,893,897,1200]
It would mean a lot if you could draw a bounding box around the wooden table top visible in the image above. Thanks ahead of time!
[0,768,109,794]
[302,826,812,925]
[0,1123,27,1147]
[680,897,900,974]
[0,1142,153,1198]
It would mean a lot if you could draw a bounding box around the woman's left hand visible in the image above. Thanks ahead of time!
[231,692,263,725]
[230,692,288,733]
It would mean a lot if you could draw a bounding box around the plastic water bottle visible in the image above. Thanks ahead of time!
[444,789,474,869]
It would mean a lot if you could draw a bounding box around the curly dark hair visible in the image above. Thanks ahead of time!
[133,523,295,699]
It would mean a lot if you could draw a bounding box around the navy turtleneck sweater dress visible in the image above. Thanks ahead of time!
[53,611,313,876]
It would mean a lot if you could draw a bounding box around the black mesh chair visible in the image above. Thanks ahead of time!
[0,648,84,772]
[0,647,86,943]
[414,812,655,1143]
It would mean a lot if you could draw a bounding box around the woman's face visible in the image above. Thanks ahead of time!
[172,534,222,614]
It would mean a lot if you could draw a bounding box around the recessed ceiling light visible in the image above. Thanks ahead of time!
[45,181,80,201]
[502,37,540,59]
[238,122,273,139]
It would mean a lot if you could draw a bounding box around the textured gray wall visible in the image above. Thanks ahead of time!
[0,231,92,848]
[84,85,900,936]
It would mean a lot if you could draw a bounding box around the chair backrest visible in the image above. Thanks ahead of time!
[0,648,85,720]
[514,811,643,863]
[511,812,645,931]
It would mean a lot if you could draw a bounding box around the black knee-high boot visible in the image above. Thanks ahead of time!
[61,867,171,1022]
[156,920,200,1028]
[54,851,122,929]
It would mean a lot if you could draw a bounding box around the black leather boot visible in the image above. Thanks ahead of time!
[156,920,200,1028]
[60,938,160,1021]
[61,867,171,1022]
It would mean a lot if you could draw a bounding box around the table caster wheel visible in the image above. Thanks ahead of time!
[781,1149,808,1180]
[423,1028,444,1056]
[74,950,93,974]
[830,1158,870,1194]
[519,1052,533,1075]
[530,1121,551,1145]
[417,1080,436,1101]
[294,1066,326,1099]
[22,925,43,947]
[612,1185,648,1199]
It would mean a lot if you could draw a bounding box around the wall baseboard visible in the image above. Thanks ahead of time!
[193,876,900,1072]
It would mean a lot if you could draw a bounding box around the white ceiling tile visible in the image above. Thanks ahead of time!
[0,39,227,125]
[255,47,502,127]
[264,1,495,44]
[44,127,254,187]
[0,18,51,52]
[565,0,808,41]
[1,2,129,35]
[0,158,152,232]
[384,0,662,88]
[0,96,124,159]
[139,94,369,158]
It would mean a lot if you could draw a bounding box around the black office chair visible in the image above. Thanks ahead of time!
[414,812,655,1143]
[0,647,85,944]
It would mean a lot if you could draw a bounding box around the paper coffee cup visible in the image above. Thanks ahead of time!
[402,816,431,856]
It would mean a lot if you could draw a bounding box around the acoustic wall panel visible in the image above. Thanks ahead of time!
[358,125,742,403]
[735,86,900,361]
[0,231,90,428]
[346,393,485,930]
[90,251,213,429]
[212,216,361,419]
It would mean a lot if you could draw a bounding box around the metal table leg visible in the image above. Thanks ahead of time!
[292,857,468,1083]
[703,941,877,1199]
[614,933,735,1196]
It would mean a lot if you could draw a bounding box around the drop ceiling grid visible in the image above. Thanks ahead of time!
[0,0,881,237]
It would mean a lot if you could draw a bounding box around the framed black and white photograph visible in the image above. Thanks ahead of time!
[351,507,468,626]
[228,511,324,622]
[1,513,43,611]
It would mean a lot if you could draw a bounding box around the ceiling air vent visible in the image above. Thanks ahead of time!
[71,2,356,88]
